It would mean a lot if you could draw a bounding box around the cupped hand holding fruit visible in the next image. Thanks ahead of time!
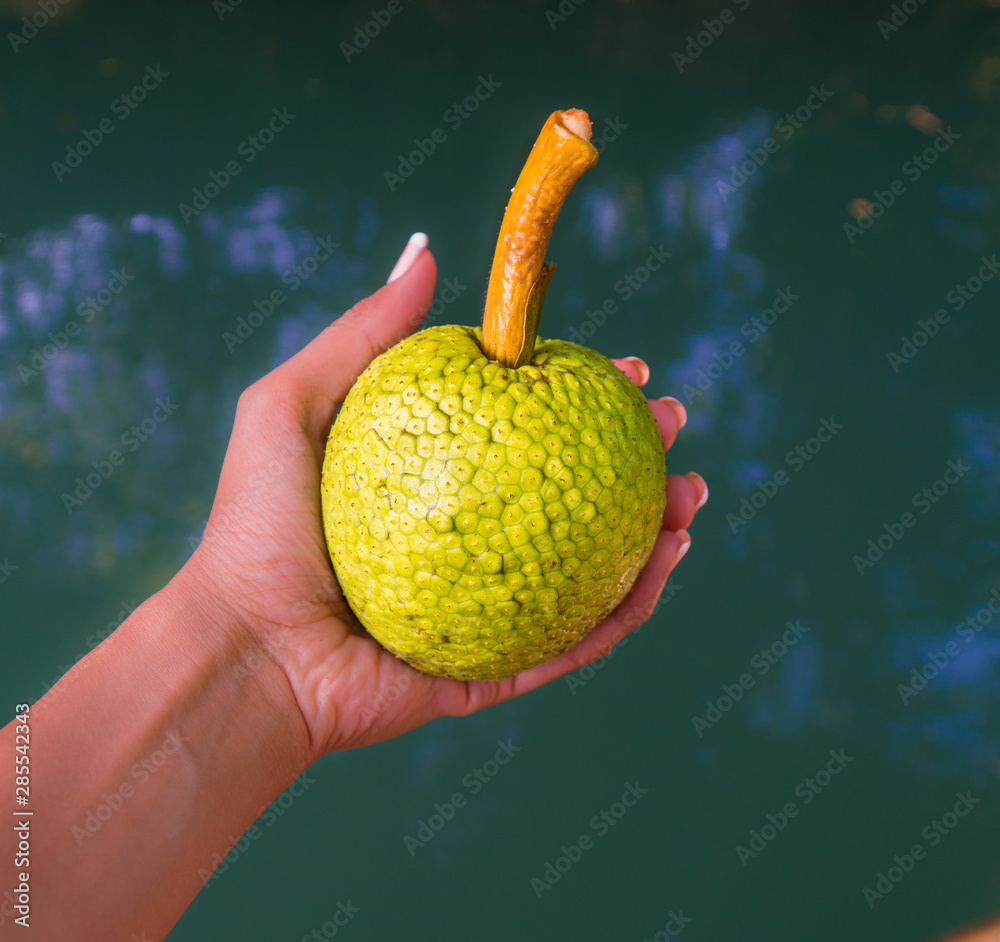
[10,110,706,942]
[187,243,705,759]
[186,109,706,759]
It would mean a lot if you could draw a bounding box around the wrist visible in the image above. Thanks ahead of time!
[158,558,315,773]
[19,557,314,937]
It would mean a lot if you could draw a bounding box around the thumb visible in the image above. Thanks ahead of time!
[272,234,438,434]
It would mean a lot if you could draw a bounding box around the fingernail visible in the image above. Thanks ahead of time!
[659,396,688,429]
[675,529,691,562]
[622,356,650,386]
[687,472,709,510]
[387,232,428,284]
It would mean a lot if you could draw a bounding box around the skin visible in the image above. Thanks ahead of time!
[0,244,706,939]
[935,915,1000,941]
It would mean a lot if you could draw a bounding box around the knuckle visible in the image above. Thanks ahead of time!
[237,376,295,421]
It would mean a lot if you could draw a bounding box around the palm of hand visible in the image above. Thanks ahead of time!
[185,252,701,761]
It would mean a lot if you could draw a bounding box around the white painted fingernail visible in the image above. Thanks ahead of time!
[675,529,691,561]
[387,232,428,283]
[688,472,709,510]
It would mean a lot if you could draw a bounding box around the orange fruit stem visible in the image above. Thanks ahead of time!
[481,108,599,368]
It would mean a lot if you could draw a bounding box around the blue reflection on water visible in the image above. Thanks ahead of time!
[877,407,1000,775]
[3,104,998,784]
[128,213,187,274]
[750,637,818,737]
[0,185,377,588]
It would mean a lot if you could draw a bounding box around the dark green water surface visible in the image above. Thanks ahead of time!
[2,1,999,939]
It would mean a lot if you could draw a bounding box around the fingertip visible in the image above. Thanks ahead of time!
[387,232,429,284]
[611,357,649,387]
[658,396,687,430]
[622,356,650,386]
[674,529,691,562]
[647,397,679,452]
[662,474,701,532]
[685,472,708,510]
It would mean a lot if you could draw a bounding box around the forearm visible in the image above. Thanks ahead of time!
[0,566,311,940]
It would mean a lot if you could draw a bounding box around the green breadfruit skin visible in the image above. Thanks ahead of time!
[320,324,666,682]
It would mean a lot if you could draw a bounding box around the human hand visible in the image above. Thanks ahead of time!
[181,236,707,761]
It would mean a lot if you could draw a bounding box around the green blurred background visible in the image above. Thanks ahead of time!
[2,0,999,939]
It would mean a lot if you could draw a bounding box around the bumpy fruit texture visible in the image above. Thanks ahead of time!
[321,324,665,681]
